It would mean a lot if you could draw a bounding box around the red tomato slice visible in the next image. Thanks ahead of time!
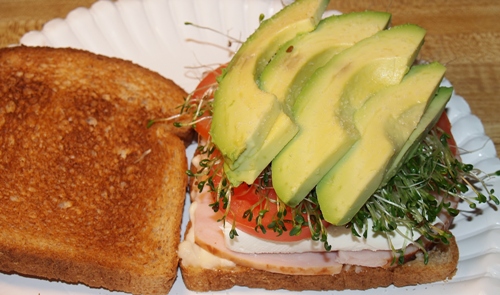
[435,111,458,156]
[192,65,226,140]
[220,180,317,242]
[193,112,212,141]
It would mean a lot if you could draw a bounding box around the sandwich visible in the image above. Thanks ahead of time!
[177,0,499,292]
[0,45,192,295]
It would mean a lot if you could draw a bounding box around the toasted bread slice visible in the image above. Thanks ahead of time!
[0,46,192,295]
[180,222,458,292]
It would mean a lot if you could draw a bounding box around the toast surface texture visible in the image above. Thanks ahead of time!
[0,46,191,294]
[180,235,458,292]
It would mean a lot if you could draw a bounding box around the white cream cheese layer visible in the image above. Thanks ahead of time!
[222,219,420,253]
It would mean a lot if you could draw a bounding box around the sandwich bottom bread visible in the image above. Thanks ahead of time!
[180,226,458,291]
[0,46,192,295]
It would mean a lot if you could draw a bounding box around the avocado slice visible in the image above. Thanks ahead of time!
[210,0,328,176]
[381,86,453,185]
[260,11,392,111]
[316,62,447,225]
[272,24,426,207]
[224,11,392,185]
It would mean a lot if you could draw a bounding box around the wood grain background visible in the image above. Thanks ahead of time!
[1,0,499,155]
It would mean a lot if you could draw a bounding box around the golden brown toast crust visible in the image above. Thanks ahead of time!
[0,46,191,294]
[180,236,458,292]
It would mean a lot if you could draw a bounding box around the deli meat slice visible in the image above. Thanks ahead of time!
[336,249,393,268]
[191,181,459,272]
[192,191,343,275]
[191,190,427,271]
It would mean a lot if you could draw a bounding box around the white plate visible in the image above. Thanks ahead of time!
[2,0,500,294]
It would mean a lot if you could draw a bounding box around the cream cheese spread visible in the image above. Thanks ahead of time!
[222,219,420,253]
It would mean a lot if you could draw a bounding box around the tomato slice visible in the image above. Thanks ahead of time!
[435,111,458,156]
[191,65,226,140]
[219,179,318,242]
[193,112,212,140]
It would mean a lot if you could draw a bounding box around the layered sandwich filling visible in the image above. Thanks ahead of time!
[179,100,500,276]
[175,1,499,277]
[179,134,458,274]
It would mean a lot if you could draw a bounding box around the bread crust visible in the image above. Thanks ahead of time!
[0,46,192,294]
[180,237,458,292]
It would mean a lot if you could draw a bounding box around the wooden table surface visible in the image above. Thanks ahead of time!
[1,0,499,155]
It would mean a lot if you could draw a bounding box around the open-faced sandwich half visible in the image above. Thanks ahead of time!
[175,0,499,292]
